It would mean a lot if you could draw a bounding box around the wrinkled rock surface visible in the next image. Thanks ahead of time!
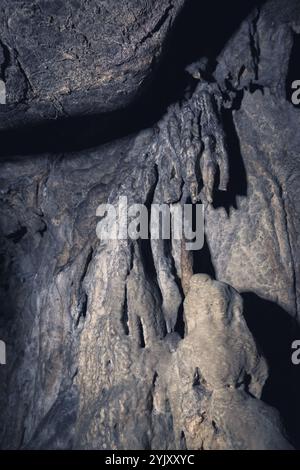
[0,0,300,451]
[163,274,291,450]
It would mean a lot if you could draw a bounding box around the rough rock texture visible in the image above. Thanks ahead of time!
[164,274,291,450]
[0,0,300,451]
[0,0,185,129]
[208,0,300,320]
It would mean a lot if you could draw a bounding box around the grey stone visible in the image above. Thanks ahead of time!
[0,0,185,129]
[0,0,299,451]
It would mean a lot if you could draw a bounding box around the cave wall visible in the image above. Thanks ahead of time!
[0,0,300,450]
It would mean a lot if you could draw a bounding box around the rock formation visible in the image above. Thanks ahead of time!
[0,0,299,450]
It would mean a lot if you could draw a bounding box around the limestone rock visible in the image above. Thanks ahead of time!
[163,274,291,450]
[0,0,300,452]
[0,0,185,129]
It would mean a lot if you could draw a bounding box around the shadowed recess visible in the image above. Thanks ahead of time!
[242,292,300,449]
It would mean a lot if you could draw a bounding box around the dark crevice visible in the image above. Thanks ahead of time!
[192,367,201,387]
[248,82,264,94]
[173,303,185,339]
[152,371,158,388]
[242,292,300,449]
[212,420,219,434]
[75,247,93,326]
[249,8,261,81]
[37,220,47,238]
[163,236,185,338]
[112,422,119,444]
[138,237,159,287]
[141,4,174,44]
[138,236,163,303]
[164,238,183,298]
[277,178,298,320]
[221,77,245,110]
[76,292,88,325]
[237,372,255,397]
[286,32,300,106]
[237,65,246,83]
[137,316,146,348]
[129,242,135,272]
[80,247,93,282]
[78,247,93,292]
[19,426,26,449]
[170,197,194,338]
[193,235,216,280]
[0,0,267,158]
[121,283,129,336]
[5,226,27,244]
[180,430,187,450]
[137,170,168,338]
[139,165,160,284]
[0,40,11,79]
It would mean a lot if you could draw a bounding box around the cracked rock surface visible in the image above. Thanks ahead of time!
[0,0,300,450]
[0,0,184,129]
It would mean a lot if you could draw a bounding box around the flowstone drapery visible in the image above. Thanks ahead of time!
[1,0,300,451]
[148,61,232,328]
[72,62,292,448]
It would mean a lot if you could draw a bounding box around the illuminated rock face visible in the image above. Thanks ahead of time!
[0,0,185,129]
[165,274,291,450]
[0,0,300,451]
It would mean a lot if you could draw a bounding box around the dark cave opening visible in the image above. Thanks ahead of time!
[193,235,216,279]
[174,302,185,339]
[242,292,300,449]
